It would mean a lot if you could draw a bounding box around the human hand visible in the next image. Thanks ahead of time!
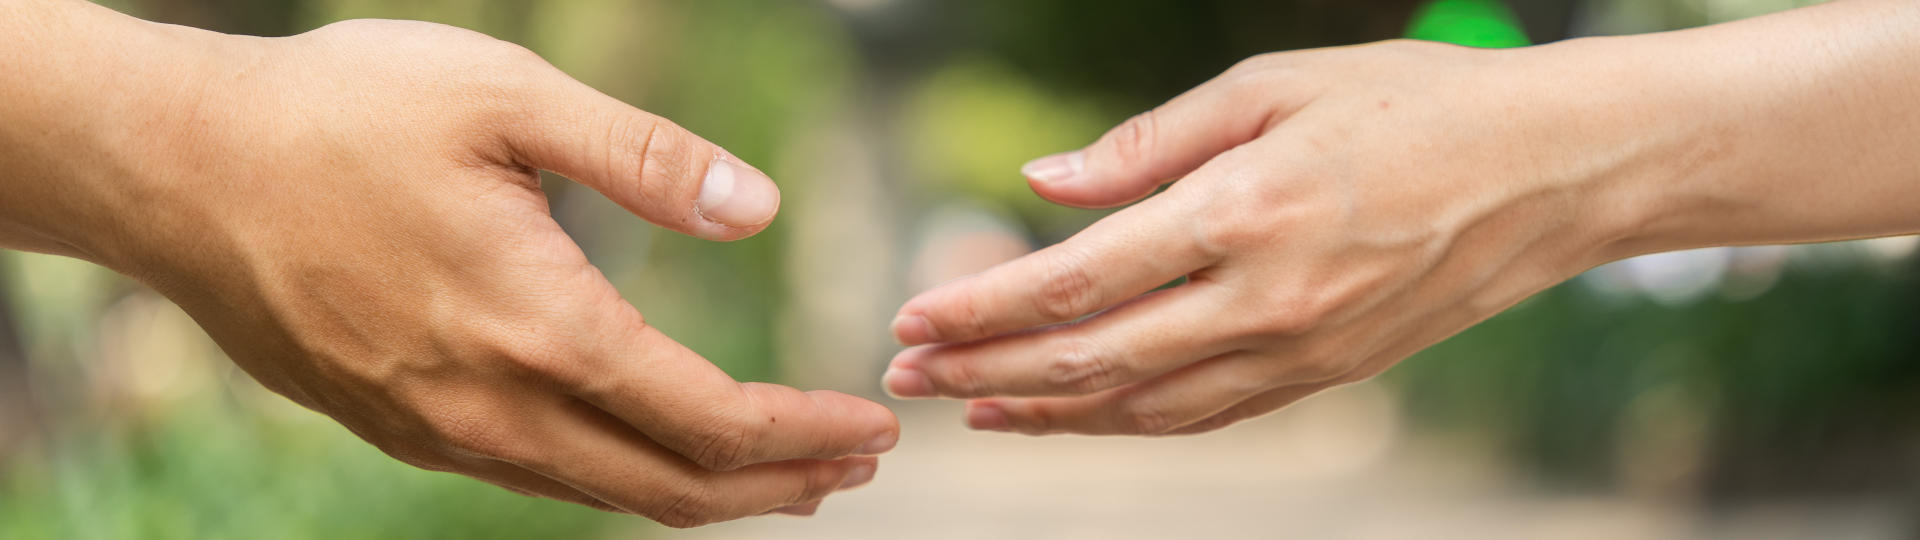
[15,14,896,525]
[883,40,1666,435]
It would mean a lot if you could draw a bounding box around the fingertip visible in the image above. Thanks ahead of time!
[885,345,928,371]
[1022,147,1170,209]
[806,389,897,420]
[804,389,900,456]
[1027,173,1157,210]
[770,501,821,517]
[889,314,936,346]
[965,400,1011,432]
[838,458,878,489]
[1021,151,1085,183]
[881,366,934,399]
[692,156,781,241]
[855,428,899,455]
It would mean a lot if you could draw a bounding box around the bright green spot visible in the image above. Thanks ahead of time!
[1405,0,1532,48]
[900,58,1113,226]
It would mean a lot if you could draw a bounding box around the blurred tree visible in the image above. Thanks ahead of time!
[0,272,35,460]
[28,0,1909,521]
[919,0,1427,110]
[1406,0,1532,47]
[130,0,305,35]
[1511,0,1583,42]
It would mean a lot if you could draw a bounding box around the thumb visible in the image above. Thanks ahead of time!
[1020,66,1298,209]
[505,74,779,241]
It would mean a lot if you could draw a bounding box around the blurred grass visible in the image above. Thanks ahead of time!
[4,1,1917,538]
[0,396,617,539]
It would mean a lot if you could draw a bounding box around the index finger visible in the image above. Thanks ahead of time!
[892,195,1220,346]
[557,305,900,472]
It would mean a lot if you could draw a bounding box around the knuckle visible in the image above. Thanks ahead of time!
[1045,337,1122,394]
[1238,62,1301,88]
[478,38,546,66]
[1116,401,1178,435]
[1034,253,1098,322]
[1104,109,1159,168]
[1018,403,1056,435]
[309,18,415,39]
[488,328,580,386]
[427,410,519,461]
[1273,349,1351,385]
[605,115,667,195]
[651,482,723,529]
[795,465,843,504]
[1188,194,1287,258]
[936,289,993,342]
[1190,214,1249,258]
[1379,38,1440,55]
[686,414,760,471]
[316,20,542,71]
[1221,54,1301,91]
[1249,292,1332,337]
[1226,52,1286,74]
[631,122,696,200]
[929,357,994,398]
[1258,307,1321,337]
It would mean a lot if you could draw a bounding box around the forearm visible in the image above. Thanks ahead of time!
[1535,0,1920,260]
[0,0,233,264]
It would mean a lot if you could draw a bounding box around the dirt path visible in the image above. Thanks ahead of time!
[658,382,1907,540]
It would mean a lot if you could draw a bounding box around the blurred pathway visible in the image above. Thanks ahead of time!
[651,383,1908,540]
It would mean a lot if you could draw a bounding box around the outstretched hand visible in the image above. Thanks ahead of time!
[885,40,1638,435]
[12,14,896,525]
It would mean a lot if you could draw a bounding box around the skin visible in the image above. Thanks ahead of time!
[0,0,897,526]
[886,0,1920,436]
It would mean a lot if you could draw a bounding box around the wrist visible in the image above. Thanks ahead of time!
[1519,1,1920,267]
[0,2,258,271]
[1494,33,1741,272]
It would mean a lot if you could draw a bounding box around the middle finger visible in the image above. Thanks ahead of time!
[885,285,1242,399]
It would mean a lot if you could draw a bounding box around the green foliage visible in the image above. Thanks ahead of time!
[1405,0,1531,48]
[0,398,619,540]
[12,4,1916,536]
[1392,259,1920,489]
[900,58,1114,234]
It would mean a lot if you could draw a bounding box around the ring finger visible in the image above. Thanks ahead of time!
[887,286,1244,399]
[964,350,1292,436]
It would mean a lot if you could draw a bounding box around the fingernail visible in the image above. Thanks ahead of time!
[1021,151,1085,183]
[966,402,1011,432]
[839,462,877,489]
[881,367,934,399]
[696,156,780,228]
[856,430,898,455]
[889,315,936,345]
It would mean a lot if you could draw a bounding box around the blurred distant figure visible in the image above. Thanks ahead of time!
[908,203,1035,293]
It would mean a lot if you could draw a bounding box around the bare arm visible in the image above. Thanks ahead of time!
[1,0,893,523]
[885,0,1920,435]
[1582,0,1920,255]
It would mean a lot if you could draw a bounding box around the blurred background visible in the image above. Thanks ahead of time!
[4,0,1916,538]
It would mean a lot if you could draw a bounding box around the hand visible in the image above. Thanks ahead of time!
[882,40,1658,435]
[13,14,896,525]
